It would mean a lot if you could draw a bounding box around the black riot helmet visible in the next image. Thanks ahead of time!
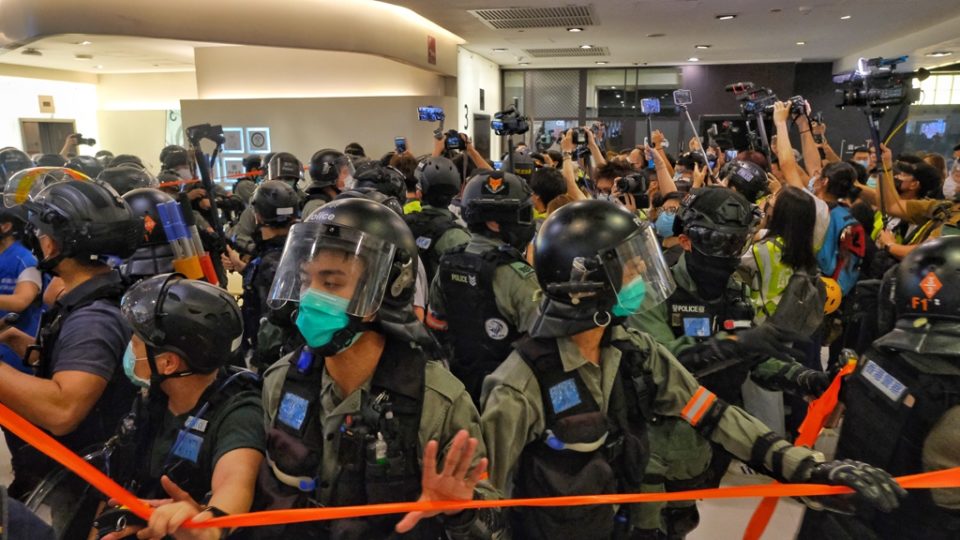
[872,236,960,357]
[0,147,33,186]
[502,151,535,181]
[120,188,176,281]
[98,164,158,195]
[122,273,243,373]
[308,149,350,190]
[352,163,407,202]
[415,156,461,206]
[251,180,301,226]
[720,160,768,203]
[159,145,190,170]
[65,155,104,180]
[531,200,675,338]
[266,152,303,183]
[14,177,143,271]
[95,150,115,169]
[242,154,262,173]
[335,187,404,217]
[269,198,421,353]
[36,154,67,167]
[675,186,760,258]
[109,154,145,169]
[461,170,534,251]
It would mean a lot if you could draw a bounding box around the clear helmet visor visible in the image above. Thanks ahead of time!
[268,221,397,318]
[120,273,175,345]
[3,167,91,207]
[601,225,676,312]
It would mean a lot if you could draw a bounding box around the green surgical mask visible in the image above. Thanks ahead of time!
[295,289,351,349]
[612,276,647,317]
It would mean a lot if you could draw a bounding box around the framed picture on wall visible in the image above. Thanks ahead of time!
[222,157,245,184]
[246,127,271,153]
[222,127,244,153]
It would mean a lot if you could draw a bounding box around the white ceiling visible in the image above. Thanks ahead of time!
[389,0,960,69]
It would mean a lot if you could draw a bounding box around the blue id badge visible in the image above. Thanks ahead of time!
[172,431,203,463]
[549,379,582,414]
[683,317,712,338]
[278,392,310,431]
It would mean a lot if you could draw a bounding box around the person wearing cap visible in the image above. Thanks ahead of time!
[98,274,265,540]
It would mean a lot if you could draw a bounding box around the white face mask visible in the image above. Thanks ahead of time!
[175,166,192,181]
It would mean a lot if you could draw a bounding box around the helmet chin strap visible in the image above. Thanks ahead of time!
[145,344,194,388]
[309,317,375,357]
[530,296,615,339]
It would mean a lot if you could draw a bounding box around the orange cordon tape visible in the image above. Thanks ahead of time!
[742,361,858,540]
[1,395,959,532]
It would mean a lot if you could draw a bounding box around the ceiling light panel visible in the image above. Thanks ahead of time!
[468,5,596,30]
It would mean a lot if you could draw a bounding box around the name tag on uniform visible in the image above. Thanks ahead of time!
[861,360,907,403]
[549,379,581,414]
[185,416,208,433]
[173,431,203,463]
[683,317,712,337]
[416,236,433,250]
[278,392,310,431]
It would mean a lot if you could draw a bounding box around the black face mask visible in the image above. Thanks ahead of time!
[686,250,739,300]
[501,222,536,252]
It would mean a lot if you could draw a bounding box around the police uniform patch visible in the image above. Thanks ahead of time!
[172,431,204,463]
[509,261,535,279]
[683,317,712,337]
[278,392,310,431]
[861,360,908,402]
[484,318,509,340]
[416,236,433,250]
[549,379,582,414]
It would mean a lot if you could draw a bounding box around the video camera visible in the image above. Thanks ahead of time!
[833,56,929,111]
[616,172,648,195]
[443,130,466,152]
[71,133,96,146]
[726,83,806,117]
[492,106,530,136]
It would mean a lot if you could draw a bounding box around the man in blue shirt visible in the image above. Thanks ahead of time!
[0,208,42,372]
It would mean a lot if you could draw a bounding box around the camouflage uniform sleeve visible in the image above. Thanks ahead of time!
[749,357,808,392]
[228,206,257,246]
[627,302,698,356]
[421,362,505,538]
[630,328,822,482]
[435,228,472,256]
[492,263,541,333]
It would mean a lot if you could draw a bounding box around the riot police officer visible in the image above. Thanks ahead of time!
[254,198,501,539]
[301,149,352,218]
[98,164,158,196]
[403,156,471,281]
[222,180,300,370]
[229,152,305,256]
[0,147,34,185]
[99,274,265,540]
[233,154,264,205]
[119,188,177,283]
[427,170,540,404]
[65,155,104,180]
[0,172,142,498]
[798,235,960,540]
[480,199,905,539]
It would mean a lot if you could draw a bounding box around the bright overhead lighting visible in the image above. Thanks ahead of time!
[716,14,737,20]
[95,64,103,69]
[631,105,636,109]
[580,44,594,49]
[840,15,852,20]
[926,51,953,57]
[567,27,583,32]
[595,61,608,65]
[492,48,507,52]
[694,44,711,49]
[615,94,622,98]
[77,40,93,46]
[688,57,700,62]
[796,41,806,46]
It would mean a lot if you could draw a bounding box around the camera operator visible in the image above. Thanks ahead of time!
[432,131,491,172]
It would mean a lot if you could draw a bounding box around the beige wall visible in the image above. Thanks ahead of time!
[180,95,458,163]
[98,72,197,110]
[457,48,502,159]
[194,47,447,100]
[96,110,169,172]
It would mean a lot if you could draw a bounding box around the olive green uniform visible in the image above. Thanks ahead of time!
[480,325,822,533]
[419,206,473,257]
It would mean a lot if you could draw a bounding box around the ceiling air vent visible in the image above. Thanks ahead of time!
[524,46,610,58]
[468,5,596,30]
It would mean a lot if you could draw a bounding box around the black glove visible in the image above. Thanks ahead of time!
[734,323,808,364]
[800,459,907,514]
[676,339,742,374]
[794,368,831,397]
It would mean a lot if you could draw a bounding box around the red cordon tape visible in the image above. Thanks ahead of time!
[0,393,958,531]
[742,362,857,540]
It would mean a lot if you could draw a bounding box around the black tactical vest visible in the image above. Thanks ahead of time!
[252,339,445,540]
[665,281,754,341]
[437,244,525,404]
[511,334,651,540]
[403,208,466,281]
[820,346,960,540]
[241,236,286,354]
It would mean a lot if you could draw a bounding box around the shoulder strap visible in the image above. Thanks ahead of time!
[609,338,655,421]
[515,336,601,425]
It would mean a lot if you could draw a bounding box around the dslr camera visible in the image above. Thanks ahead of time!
[616,173,648,194]
[572,128,589,146]
[71,133,96,146]
[492,106,530,136]
[444,130,466,152]
[833,56,929,111]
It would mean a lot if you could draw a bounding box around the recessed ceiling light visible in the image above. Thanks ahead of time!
[926,51,953,57]
[616,94,622,98]
[620,101,625,105]
[716,14,737,20]
[95,65,103,69]
[694,44,711,49]
[688,57,700,62]
[76,40,93,46]
[840,15,852,20]
[492,48,507,52]
[74,54,93,60]
[631,105,636,109]
[580,44,594,49]
[595,61,608,65]
[567,27,583,32]
[647,33,665,38]
[796,41,806,46]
